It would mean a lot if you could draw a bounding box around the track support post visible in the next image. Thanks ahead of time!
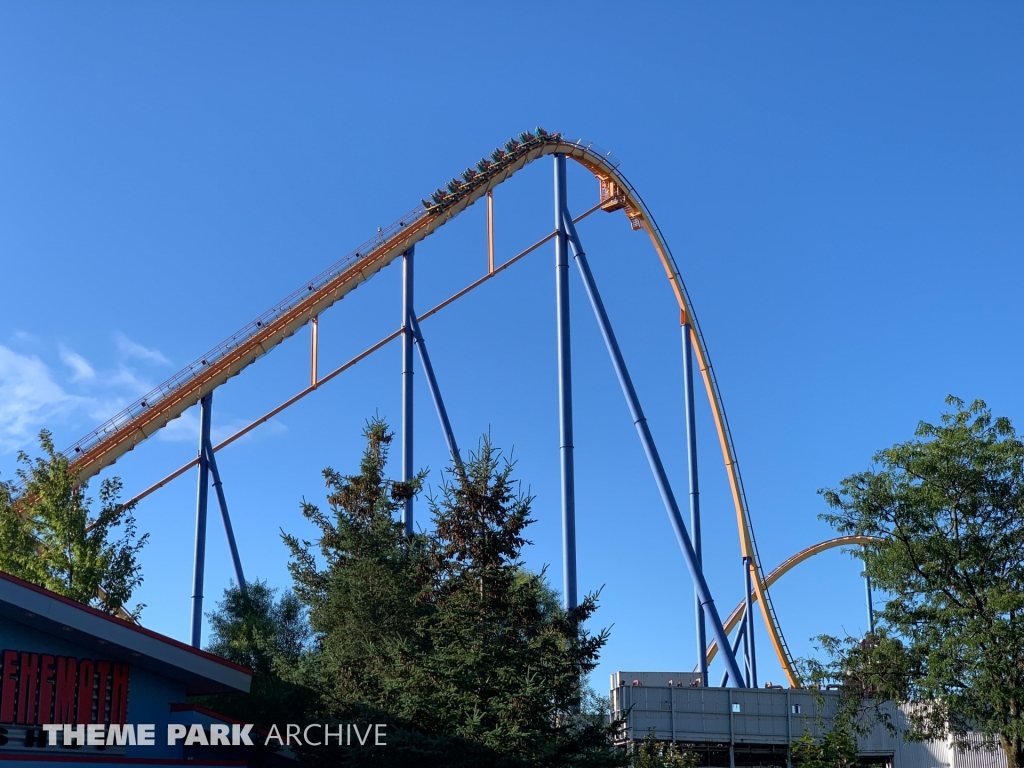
[561,209,746,686]
[554,154,577,611]
[310,315,319,387]
[190,393,213,648]
[682,312,706,686]
[402,247,415,535]
[487,189,495,274]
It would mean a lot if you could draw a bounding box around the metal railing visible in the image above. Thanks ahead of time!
[60,204,427,463]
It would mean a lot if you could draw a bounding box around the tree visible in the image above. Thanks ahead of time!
[816,397,1024,768]
[196,580,313,749]
[789,726,858,768]
[0,429,147,619]
[281,418,623,767]
[627,732,699,768]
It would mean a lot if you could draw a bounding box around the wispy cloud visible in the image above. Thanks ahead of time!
[0,346,81,451]
[115,333,171,366]
[158,409,287,445]
[59,345,96,382]
[1,336,285,459]
[104,367,154,396]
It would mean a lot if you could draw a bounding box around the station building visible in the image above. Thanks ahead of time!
[0,570,253,766]
[612,671,1007,768]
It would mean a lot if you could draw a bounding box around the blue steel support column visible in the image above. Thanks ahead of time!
[554,154,577,611]
[720,620,748,687]
[205,442,247,595]
[682,316,707,686]
[744,557,757,687]
[409,314,462,466]
[190,393,213,648]
[561,210,746,686]
[402,247,415,535]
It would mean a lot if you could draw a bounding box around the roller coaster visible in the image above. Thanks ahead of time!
[51,129,871,689]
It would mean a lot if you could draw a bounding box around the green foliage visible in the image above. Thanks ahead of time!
[790,726,858,768]
[206,579,309,673]
[0,429,147,619]
[196,580,313,749]
[627,732,699,768]
[815,397,1024,768]
[276,418,623,767]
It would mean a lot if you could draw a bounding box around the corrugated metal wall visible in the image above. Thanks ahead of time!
[610,677,1008,768]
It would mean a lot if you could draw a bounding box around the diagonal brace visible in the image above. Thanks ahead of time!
[720,619,748,687]
[204,439,247,595]
[408,313,462,467]
[561,209,747,687]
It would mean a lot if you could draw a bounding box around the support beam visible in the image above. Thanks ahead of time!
[720,620,747,687]
[744,557,757,687]
[554,154,577,611]
[409,314,461,466]
[682,313,707,686]
[190,393,212,648]
[310,315,319,387]
[561,210,746,686]
[205,442,247,595]
[402,247,415,535]
[487,189,495,274]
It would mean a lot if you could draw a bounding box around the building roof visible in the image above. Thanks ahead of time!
[0,570,251,696]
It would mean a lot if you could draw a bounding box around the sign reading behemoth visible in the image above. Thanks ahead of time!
[0,649,129,727]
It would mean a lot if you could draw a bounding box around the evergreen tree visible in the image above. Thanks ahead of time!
[280,418,430,728]
[0,429,146,619]
[196,580,313,752]
[280,419,623,767]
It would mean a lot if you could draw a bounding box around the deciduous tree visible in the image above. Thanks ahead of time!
[0,429,147,619]
[815,397,1024,768]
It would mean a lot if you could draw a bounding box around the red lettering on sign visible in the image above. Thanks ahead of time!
[0,650,129,727]
[0,651,17,724]
[76,659,94,725]
[53,657,77,724]
[109,664,129,726]
[94,661,110,725]
[37,655,55,725]
[16,653,39,725]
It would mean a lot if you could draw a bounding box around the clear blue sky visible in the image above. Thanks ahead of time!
[1,3,1022,690]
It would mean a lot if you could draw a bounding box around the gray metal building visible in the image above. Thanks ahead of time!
[610,672,1006,768]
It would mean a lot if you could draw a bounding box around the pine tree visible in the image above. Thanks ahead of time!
[279,420,623,767]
